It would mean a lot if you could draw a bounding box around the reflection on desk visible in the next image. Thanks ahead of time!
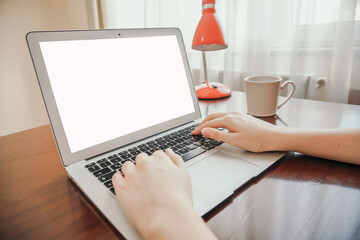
[206,154,360,240]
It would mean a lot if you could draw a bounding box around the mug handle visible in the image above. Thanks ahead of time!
[277,80,296,109]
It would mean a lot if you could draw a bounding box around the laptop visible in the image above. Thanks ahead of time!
[26,28,285,239]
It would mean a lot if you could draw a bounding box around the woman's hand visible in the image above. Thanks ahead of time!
[192,112,281,152]
[112,149,217,240]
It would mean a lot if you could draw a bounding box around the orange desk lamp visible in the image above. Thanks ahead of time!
[192,0,231,100]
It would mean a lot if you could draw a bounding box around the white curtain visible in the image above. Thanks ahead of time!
[97,0,360,103]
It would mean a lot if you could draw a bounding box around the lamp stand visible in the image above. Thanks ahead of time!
[196,51,231,100]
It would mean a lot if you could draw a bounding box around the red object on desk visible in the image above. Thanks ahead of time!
[192,0,231,100]
[196,82,231,100]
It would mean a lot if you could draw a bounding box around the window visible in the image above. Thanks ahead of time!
[296,0,360,25]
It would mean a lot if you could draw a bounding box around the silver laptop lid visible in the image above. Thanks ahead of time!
[27,28,201,166]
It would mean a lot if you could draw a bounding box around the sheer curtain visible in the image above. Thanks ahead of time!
[95,0,360,104]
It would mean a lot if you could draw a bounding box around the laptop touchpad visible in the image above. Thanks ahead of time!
[188,151,258,197]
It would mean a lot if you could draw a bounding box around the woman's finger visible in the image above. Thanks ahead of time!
[193,116,235,135]
[201,127,233,144]
[165,148,185,168]
[121,160,135,176]
[135,152,150,165]
[112,171,125,195]
[192,112,229,134]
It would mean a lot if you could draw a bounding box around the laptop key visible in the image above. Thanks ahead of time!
[178,148,190,155]
[109,187,115,195]
[85,162,96,168]
[148,148,158,153]
[93,167,111,177]
[129,149,141,156]
[146,143,158,149]
[175,143,186,149]
[183,140,193,145]
[210,140,222,146]
[120,153,132,159]
[202,138,211,143]
[108,154,118,159]
[163,136,172,141]
[87,165,100,172]
[104,180,113,188]
[201,143,215,150]
[170,132,179,137]
[98,171,116,182]
[181,148,206,162]
[191,136,201,142]
[183,135,192,140]
[174,138,184,143]
[99,161,111,168]
[110,157,121,163]
[110,163,121,170]
[97,158,108,164]
[167,141,177,146]
[186,144,197,150]
[139,146,150,152]
[119,150,129,156]
[158,145,168,150]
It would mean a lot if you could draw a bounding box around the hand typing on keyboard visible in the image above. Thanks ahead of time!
[111,149,217,240]
[192,112,280,153]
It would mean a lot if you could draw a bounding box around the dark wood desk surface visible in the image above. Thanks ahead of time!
[1,92,360,240]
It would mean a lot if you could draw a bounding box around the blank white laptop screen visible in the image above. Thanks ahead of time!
[39,35,195,153]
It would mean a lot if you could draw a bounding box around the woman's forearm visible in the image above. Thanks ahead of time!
[276,128,360,165]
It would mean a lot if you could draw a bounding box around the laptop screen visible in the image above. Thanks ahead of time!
[39,35,195,153]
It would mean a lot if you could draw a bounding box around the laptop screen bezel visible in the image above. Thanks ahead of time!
[26,28,201,167]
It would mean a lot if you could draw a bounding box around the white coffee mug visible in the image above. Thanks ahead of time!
[244,75,296,117]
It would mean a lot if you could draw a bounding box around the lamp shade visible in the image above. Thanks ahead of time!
[192,0,227,51]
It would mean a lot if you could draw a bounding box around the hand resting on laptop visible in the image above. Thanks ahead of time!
[112,111,360,240]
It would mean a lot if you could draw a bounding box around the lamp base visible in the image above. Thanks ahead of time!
[196,82,231,100]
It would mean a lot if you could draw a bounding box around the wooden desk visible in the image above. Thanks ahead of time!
[1,92,359,239]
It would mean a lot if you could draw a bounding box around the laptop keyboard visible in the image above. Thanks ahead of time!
[84,123,223,195]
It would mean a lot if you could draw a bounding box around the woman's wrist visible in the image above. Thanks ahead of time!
[142,202,216,240]
[269,126,295,152]
[141,202,192,239]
